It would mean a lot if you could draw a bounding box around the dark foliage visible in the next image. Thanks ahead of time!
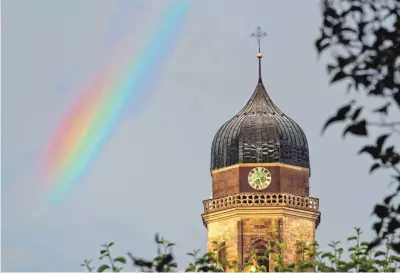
[316,0,400,252]
[82,228,399,272]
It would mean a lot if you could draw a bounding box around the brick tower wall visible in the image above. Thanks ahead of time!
[211,164,310,199]
[206,214,316,271]
[206,218,240,271]
[282,216,316,263]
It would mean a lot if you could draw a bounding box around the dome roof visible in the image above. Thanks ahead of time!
[210,78,310,174]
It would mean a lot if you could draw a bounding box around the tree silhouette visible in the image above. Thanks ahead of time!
[82,228,399,272]
[315,0,400,253]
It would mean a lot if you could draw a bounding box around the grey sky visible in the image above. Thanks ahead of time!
[2,0,395,271]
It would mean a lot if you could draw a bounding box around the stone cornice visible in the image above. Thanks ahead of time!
[202,206,320,224]
[203,192,319,213]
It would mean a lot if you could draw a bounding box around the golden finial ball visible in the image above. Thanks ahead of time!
[257,52,263,58]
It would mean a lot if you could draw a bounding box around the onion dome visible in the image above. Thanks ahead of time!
[210,51,310,174]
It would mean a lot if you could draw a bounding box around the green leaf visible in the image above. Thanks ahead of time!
[373,222,383,235]
[315,32,330,53]
[100,250,107,255]
[390,255,400,262]
[373,204,389,218]
[347,236,357,241]
[369,163,380,173]
[388,218,400,233]
[97,264,110,272]
[322,101,354,133]
[155,233,161,244]
[376,134,390,150]
[327,64,336,73]
[372,102,391,115]
[384,194,395,205]
[359,145,380,159]
[133,258,153,268]
[374,250,386,257]
[113,256,127,264]
[343,120,368,137]
[351,107,363,121]
[99,255,105,260]
[277,242,286,249]
[321,252,334,259]
[367,238,382,251]
[107,242,114,248]
[391,243,400,253]
[330,70,347,83]
[167,243,176,248]
[348,246,357,252]
[394,91,400,107]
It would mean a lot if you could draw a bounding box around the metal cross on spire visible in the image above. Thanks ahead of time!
[250,26,267,53]
[250,26,267,82]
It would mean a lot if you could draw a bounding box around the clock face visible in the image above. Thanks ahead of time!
[248,167,272,190]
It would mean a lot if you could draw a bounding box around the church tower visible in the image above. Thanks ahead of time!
[201,27,321,271]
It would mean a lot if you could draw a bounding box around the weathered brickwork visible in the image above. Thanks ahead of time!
[207,218,240,268]
[279,167,309,196]
[211,163,310,198]
[212,167,240,198]
[204,210,318,272]
[282,216,315,263]
[241,217,281,271]
[241,217,278,254]
[205,163,319,272]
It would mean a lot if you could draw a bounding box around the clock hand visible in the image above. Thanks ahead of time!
[253,175,260,184]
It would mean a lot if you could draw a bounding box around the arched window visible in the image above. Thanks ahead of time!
[252,240,269,271]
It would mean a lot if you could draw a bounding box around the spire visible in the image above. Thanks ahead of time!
[250,26,267,83]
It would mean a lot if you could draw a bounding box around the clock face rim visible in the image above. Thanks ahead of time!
[247,167,272,190]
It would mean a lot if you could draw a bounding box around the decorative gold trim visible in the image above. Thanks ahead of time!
[211,163,308,174]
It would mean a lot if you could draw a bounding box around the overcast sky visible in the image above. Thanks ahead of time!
[1,0,396,271]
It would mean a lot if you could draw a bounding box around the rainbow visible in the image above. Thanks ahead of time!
[41,1,191,202]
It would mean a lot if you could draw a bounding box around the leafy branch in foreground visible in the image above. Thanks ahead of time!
[92,242,127,272]
[82,228,399,272]
[316,0,400,252]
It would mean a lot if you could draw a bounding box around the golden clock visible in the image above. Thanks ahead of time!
[248,167,272,190]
